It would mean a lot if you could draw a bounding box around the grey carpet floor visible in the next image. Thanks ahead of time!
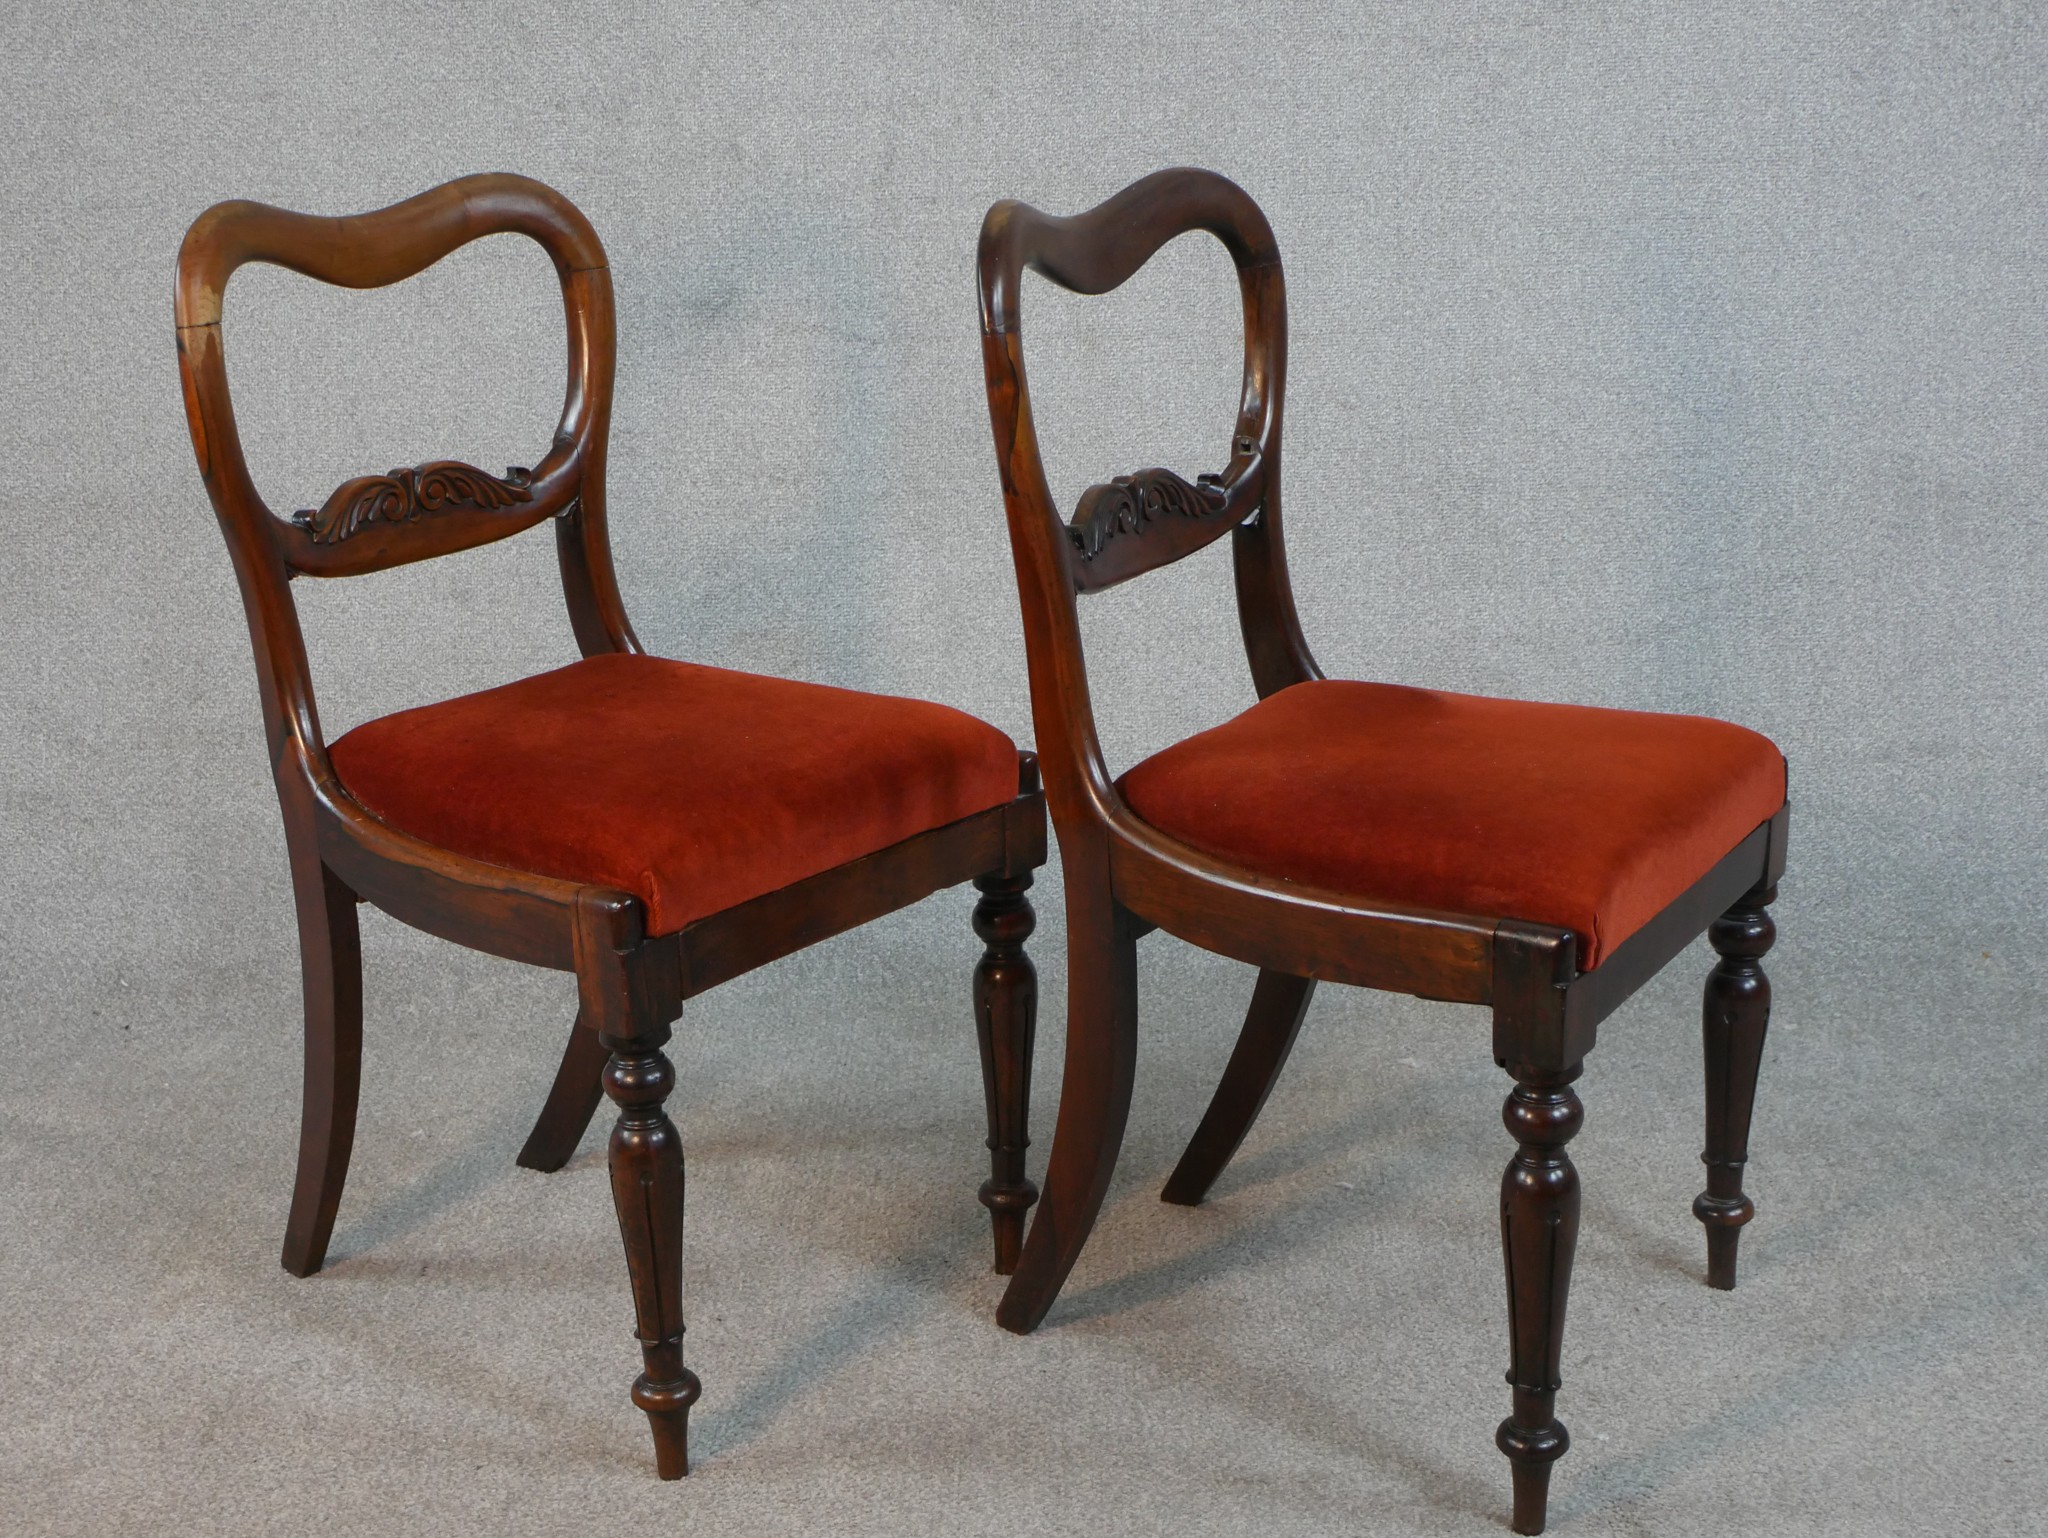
[2,893,2040,1536]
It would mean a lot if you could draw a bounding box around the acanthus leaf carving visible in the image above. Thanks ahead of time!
[293,460,535,545]
[1067,468,1229,562]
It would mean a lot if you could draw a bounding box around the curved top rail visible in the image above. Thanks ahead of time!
[978,167,1279,336]
[175,172,606,330]
[174,172,618,581]
[973,165,1319,850]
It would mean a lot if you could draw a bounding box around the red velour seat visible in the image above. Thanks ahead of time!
[1118,679,1786,969]
[331,652,1020,937]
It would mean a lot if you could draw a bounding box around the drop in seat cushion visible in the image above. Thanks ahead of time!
[330,652,1020,936]
[1116,679,1785,968]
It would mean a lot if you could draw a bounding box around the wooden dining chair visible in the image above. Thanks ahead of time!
[976,167,1787,1534]
[174,172,1046,1479]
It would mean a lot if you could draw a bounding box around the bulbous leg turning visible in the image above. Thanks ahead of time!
[1696,885,1775,1289]
[972,871,1039,1274]
[603,1035,699,1477]
[1498,1064,1584,1536]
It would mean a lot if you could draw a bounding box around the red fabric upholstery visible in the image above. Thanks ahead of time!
[329,653,1020,936]
[1117,681,1785,969]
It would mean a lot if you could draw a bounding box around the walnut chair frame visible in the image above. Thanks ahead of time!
[977,168,1785,1533]
[175,173,1046,1478]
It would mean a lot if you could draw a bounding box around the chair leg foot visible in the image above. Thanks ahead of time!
[1161,969,1315,1206]
[995,886,1137,1334]
[517,1005,608,1172]
[982,1193,1031,1279]
[634,1361,701,1479]
[282,859,363,1278]
[1498,1061,1583,1536]
[973,872,1039,1275]
[1503,1456,1557,1536]
[1699,1220,1745,1292]
[1696,883,1775,1290]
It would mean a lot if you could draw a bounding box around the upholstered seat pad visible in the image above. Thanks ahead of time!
[329,653,1020,936]
[1116,680,1785,969]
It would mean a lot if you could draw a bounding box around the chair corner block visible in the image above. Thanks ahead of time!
[1490,920,1583,1071]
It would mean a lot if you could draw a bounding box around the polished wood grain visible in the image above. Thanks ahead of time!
[177,174,1046,1478]
[280,857,363,1277]
[977,166,1790,1532]
[995,866,1139,1335]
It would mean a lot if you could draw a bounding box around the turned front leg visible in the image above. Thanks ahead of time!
[1695,883,1776,1289]
[602,1028,700,1477]
[1498,1063,1584,1537]
[972,870,1039,1274]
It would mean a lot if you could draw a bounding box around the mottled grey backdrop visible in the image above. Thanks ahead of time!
[2,5,2042,1536]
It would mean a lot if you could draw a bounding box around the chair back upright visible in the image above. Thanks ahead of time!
[174,173,637,791]
[976,168,1322,835]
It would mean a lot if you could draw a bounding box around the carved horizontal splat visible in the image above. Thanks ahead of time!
[294,460,535,545]
[1073,462,1228,593]
[1069,467,1227,560]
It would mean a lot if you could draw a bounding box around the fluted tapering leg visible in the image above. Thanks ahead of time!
[1695,882,1776,1290]
[1498,1062,1584,1536]
[517,1005,609,1172]
[973,870,1039,1274]
[282,858,363,1278]
[601,1024,699,1478]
